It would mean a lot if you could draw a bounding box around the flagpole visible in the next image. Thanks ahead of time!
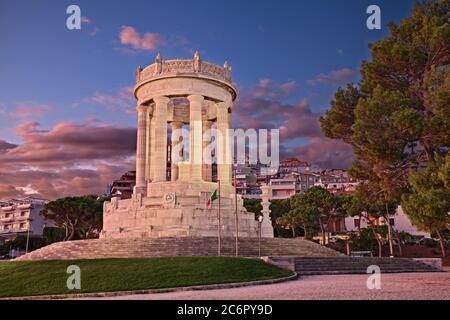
[234,166,239,256]
[218,179,221,257]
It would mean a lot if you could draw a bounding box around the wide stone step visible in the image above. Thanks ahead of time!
[295,265,433,271]
[293,256,442,275]
[17,237,343,261]
[297,269,441,275]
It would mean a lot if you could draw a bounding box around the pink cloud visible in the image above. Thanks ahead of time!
[81,16,92,24]
[291,138,355,169]
[233,81,320,140]
[232,79,355,169]
[80,16,101,37]
[9,103,55,119]
[119,26,161,51]
[84,86,135,114]
[307,68,356,86]
[0,140,17,151]
[0,121,136,200]
[249,79,298,99]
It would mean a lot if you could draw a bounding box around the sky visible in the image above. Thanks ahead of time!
[0,0,418,200]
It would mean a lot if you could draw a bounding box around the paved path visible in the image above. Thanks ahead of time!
[84,273,450,300]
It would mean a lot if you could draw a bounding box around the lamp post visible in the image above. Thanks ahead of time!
[234,166,239,257]
[218,180,221,257]
[25,223,31,254]
[258,215,264,257]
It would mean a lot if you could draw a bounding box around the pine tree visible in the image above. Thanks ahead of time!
[320,0,449,256]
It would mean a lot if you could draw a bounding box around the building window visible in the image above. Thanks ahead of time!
[354,219,360,228]
[389,218,395,226]
[20,223,26,229]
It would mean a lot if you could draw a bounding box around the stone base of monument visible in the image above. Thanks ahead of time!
[101,182,270,239]
[17,237,342,261]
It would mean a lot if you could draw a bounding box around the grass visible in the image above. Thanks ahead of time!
[0,257,292,298]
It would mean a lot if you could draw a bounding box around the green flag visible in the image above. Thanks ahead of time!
[205,190,218,208]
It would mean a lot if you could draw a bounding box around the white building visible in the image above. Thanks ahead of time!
[268,178,297,200]
[0,197,53,242]
[344,206,430,238]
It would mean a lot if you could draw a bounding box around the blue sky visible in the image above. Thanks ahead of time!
[0,0,419,198]
[0,0,416,140]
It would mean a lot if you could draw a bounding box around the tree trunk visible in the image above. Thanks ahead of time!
[291,227,296,238]
[385,203,394,257]
[63,223,69,241]
[393,229,403,257]
[319,219,326,245]
[303,225,308,240]
[67,217,78,241]
[436,230,447,258]
[67,224,75,241]
[326,215,333,243]
[369,223,383,258]
[357,214,362,234]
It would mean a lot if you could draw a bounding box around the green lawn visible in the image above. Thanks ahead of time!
[0,257,292,298]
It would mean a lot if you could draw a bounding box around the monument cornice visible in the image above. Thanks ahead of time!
[134,57,237,101]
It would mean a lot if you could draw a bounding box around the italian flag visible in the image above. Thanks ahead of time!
[205,189,218,208]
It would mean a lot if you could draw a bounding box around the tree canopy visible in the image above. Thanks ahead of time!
[320,0,449,256]
[402,155,450,256]
[41,196,106,241]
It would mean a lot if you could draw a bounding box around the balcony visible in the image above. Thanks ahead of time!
[0,228,28,234]
[17,204,31,209]
[15,215,30,221]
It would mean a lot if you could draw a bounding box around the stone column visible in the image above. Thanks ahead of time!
[145,107,152,182]
[148,115,156,181]
[152,96,170,183]
[188,95,204,181]
[202,120,212,182]
[227,106,233,183]
[260,183,274,238]
[171,121,184,181]
[135,104,148,194]
[217,102,232,185]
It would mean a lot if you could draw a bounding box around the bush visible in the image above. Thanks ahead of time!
[348,228,379,256]
[422,238,438,248]
[0,227,68,257]
[0,236,47,255]
[43,227,66,244]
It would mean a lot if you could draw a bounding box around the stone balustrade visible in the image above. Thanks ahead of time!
[136,58,232,86]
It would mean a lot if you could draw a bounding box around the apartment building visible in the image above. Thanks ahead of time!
[0,197,52,242]
[110,170,136,199]
[269,178,297,200]
[312,169,359,194]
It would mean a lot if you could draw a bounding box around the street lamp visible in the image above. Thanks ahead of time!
[258,215,264,257]
[25,222,31,254]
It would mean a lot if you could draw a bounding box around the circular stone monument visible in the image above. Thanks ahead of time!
[101,52,271,239]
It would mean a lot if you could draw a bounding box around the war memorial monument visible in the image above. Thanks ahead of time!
[102,52,273,240]
[18,53,340,260]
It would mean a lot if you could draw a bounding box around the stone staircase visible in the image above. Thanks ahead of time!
[16,237,342,261]
[293,256,443,275]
